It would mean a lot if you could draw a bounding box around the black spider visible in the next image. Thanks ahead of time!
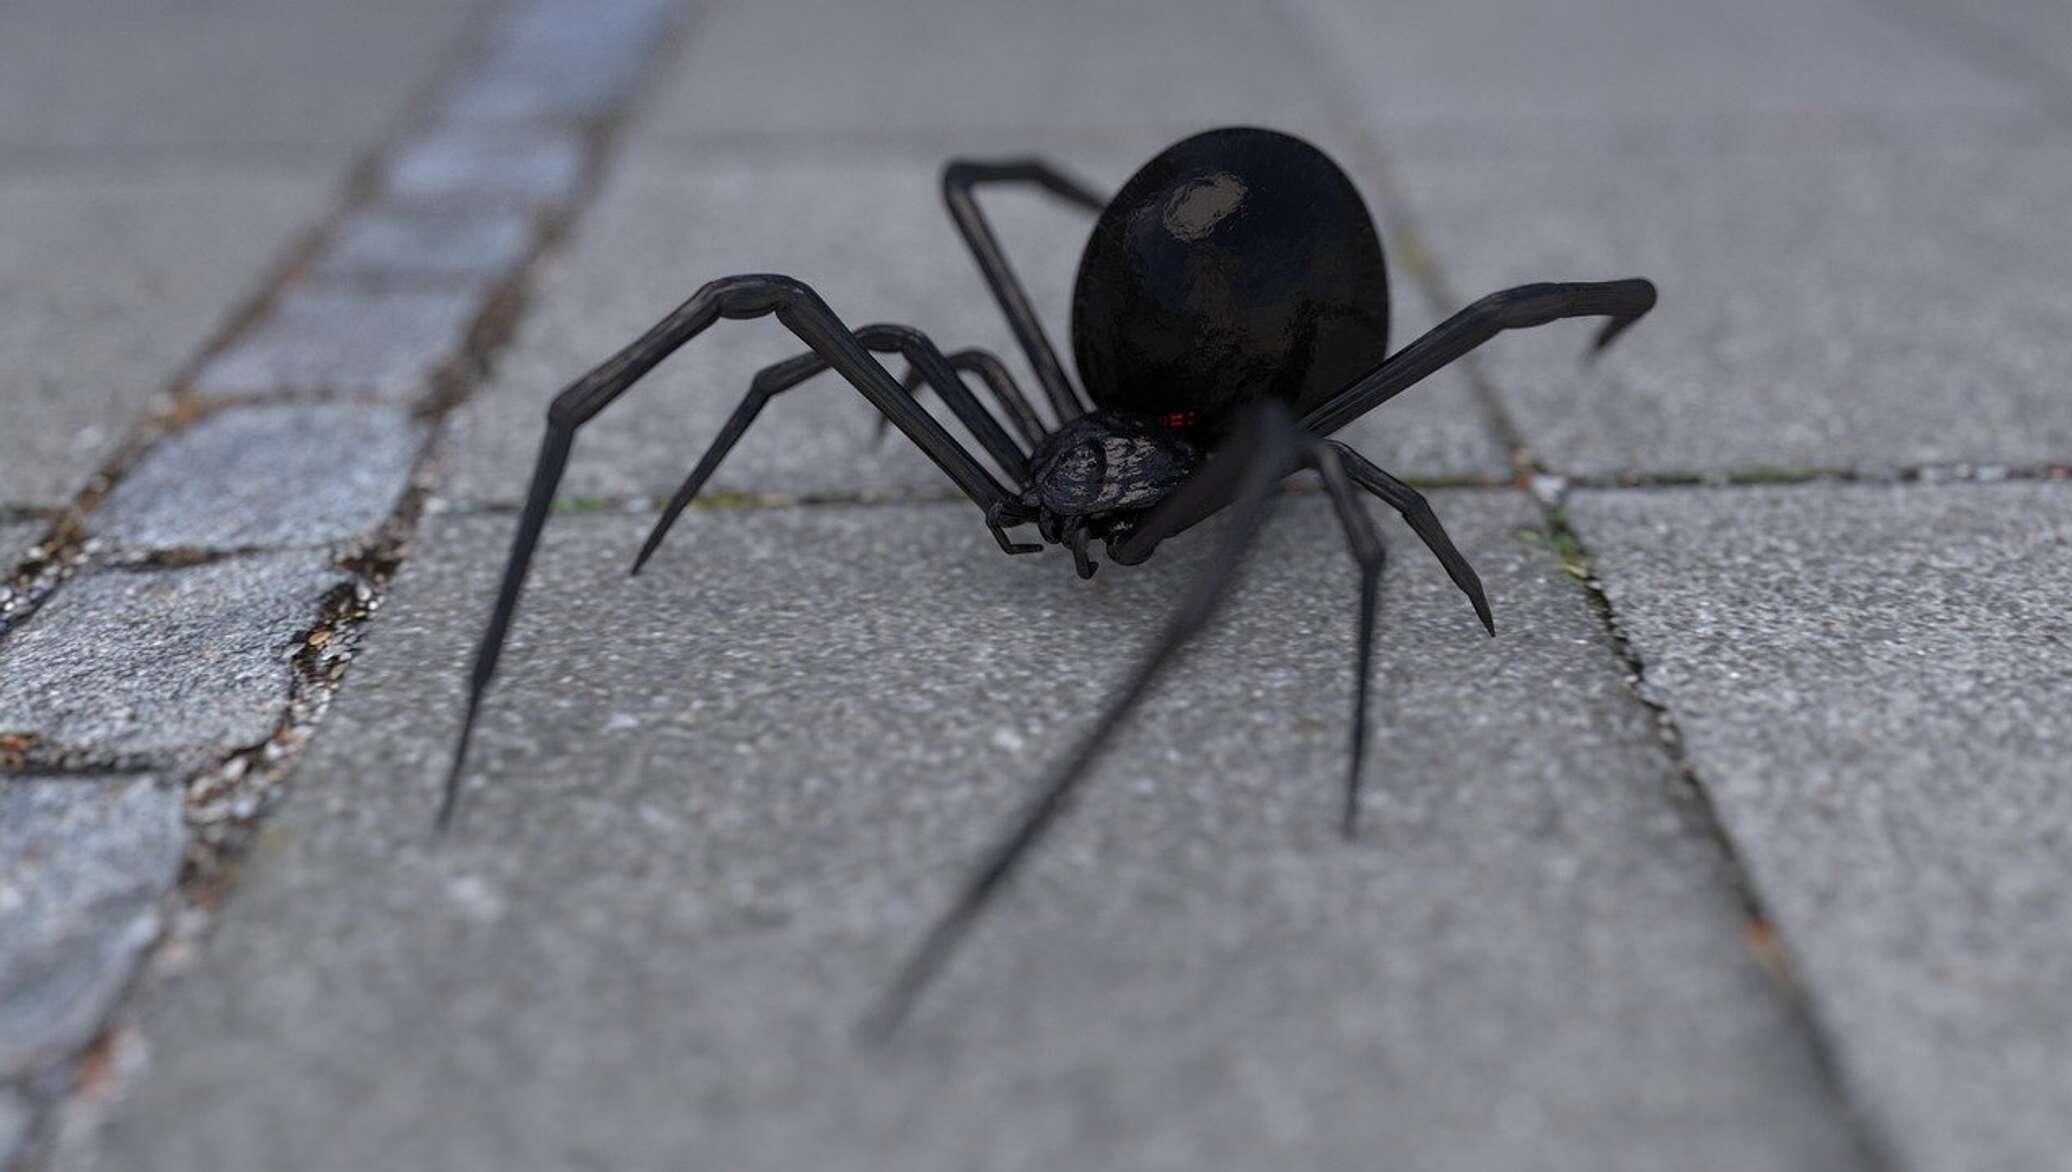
[443,126,1656,1035]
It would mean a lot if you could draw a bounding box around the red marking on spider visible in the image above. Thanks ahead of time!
[1158,411,1200,430]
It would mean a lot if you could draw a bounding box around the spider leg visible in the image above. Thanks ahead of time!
[863,401,1299,1039]
[1301,278,1657,438]
[939,159,1110,428]
[1328,442,1491,637]
[1300,440,1388,839]
[441,274,1021,832]
[633,322,1030,575]
[1102,277,1658,562]
[884,347,1045,450]
[1064,516,1096,580]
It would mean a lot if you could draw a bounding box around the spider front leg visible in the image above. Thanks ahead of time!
[1300,278,1658,437]
[440,274,1022,831]
[1329,444,1491,636]
[634,321,1036,574]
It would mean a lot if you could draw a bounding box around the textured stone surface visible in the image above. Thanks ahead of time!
[92,497,1859,1171]
[0,0,476,156]
[192,286,480,401]
[0,777,186,1079]
[0,166,331,504]
[385,129,587,208]
[1568,481,2072,1172]
[0,555,349,764]
[1297,0,2030,148]
[314,210,535,281]
[1390,126,2072,477]
[92,405,425,554]
[444,148,1505,508]
[636,0,1343,145]
[440,0,677,124]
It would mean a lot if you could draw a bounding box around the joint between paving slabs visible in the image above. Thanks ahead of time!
[1524,503,1903,1172]
[1287,25,1903,1161]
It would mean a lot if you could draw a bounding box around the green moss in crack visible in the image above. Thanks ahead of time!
[1515,513,1592,582]
[1722,464,1825,486]
[687,489,762,511]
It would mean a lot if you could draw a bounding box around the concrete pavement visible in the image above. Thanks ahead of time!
[3,0,2069,1168]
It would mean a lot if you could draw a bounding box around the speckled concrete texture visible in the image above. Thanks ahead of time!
[1569,481,2072,1172]
[0,167,333,504]
[91,497,1860,1171]
[1387,128,2072,478]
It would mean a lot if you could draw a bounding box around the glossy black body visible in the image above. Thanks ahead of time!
[1072,128,1390,429]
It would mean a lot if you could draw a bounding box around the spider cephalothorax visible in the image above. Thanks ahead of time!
[443,126,1657,1034]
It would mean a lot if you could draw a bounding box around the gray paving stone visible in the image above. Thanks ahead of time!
[0,555,350,765]
[440,0,677,125]
[444,148,1505,508]
[192,285,481,402]
[1567,481,2072,1172]
[384,129,587,209]
[1388,126,2072,477]
[95,497,1860,1171]
[635,0,1343,145]
[91,405,425,554]
[1295,0,2031,149]
[314,210,535,282]
[0,776,186,1081]
[0,0,475,158]
[0,165,333,504]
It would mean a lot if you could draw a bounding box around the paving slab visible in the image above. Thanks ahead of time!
[439,0,679,125]
[0,0,476,159]
[0,165,333,504]
[444,147,1505,508]
[0,555,350,766]
[1386,126,2072,477]
[1567,481,2072,1172]
[0,776,186,1081]
[192,285,482,402]
[635,0,1343,146]
[1294,0,2032,150]
[91,405,425,554]
[314,209,536,282]
[94,496,1860,1171]
[384,128,587,210]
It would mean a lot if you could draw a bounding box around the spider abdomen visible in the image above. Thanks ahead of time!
[1069,127,1391,431]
